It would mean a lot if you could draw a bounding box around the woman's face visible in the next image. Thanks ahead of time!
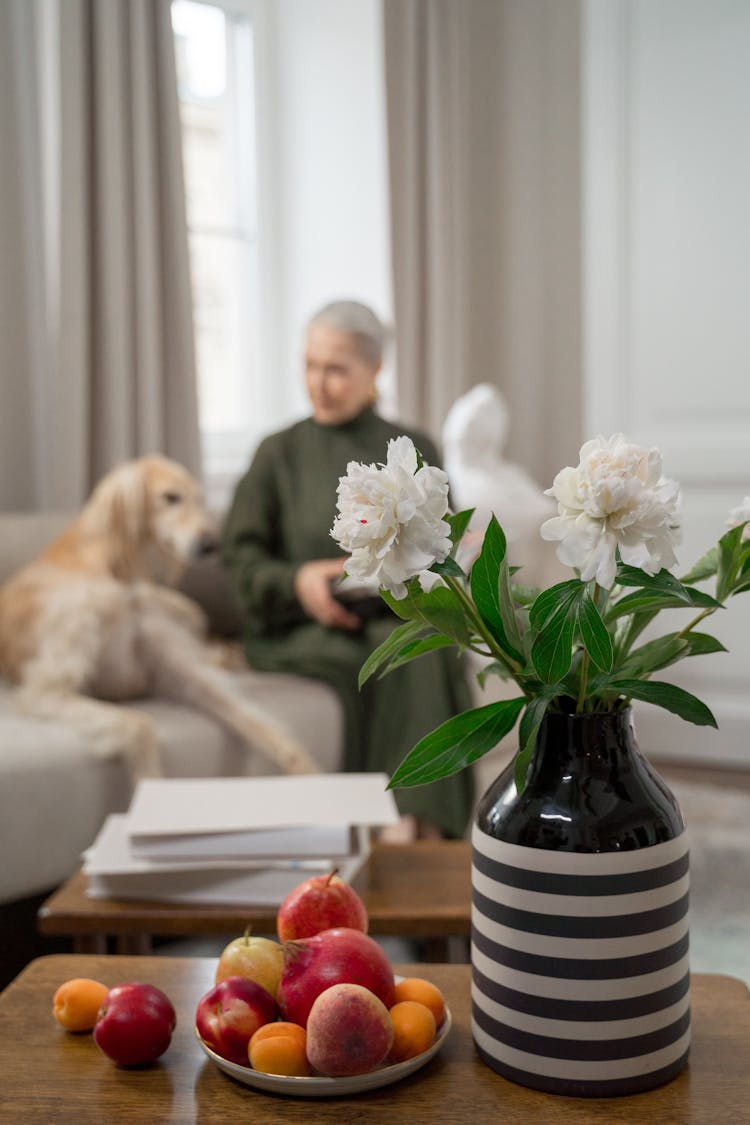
[304,324,380,426]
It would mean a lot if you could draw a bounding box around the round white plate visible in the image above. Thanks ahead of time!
[195,1005,452,1098]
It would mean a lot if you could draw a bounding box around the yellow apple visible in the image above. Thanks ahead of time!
[215,927,285,999]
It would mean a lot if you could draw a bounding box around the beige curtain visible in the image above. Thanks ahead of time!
[0,0,200,510]
[383,0,582,486]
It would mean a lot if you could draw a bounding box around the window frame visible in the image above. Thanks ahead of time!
[173,0,280,507]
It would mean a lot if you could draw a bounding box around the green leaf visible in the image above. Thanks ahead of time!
[531,604,576,683]
[514,695,551,791]
[529,580,583,630]
[380,584,426,622]
[681,585,723,608]
[680,546,719,585]
[511,583,541,607]
[416,585,472,644]
[382,583,471,644]
[448,509,475,549]
[616,634,689,678]
[681,632,728,657]
[607,679,718,728]
[470,516,522,661]
[614,566,695,598]
[358,619,427,688]
[529,581,582,683]
[729,573,750,595]
[381,633,455,674]
[717,525,744,601]
[498,558,525,659]
[607,586,719,621]
[618,627,727,678]
[577,588,613,672]
[429,556,465,579]
[387,697,526,788]
[476,660,512,688]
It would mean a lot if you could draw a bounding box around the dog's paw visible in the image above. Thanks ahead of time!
[206,640,248,671]
[280,745,320,775]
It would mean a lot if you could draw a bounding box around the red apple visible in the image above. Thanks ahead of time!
[93,982,176,1067]
[195,975,277,1065]
[276,868,369,941]
[278,927,396,1028]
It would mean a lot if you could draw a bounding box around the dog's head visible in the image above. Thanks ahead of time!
[82,456,219,580]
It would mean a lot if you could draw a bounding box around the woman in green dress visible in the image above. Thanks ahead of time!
[221,301,473,839]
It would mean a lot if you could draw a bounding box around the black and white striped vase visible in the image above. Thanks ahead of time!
[471,707,690,1097]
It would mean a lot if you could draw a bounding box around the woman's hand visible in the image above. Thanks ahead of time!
[294,557,362,631]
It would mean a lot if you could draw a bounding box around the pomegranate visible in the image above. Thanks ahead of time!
[277,927,395,1027]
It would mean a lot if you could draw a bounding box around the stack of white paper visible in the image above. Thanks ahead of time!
[82,773,399,906]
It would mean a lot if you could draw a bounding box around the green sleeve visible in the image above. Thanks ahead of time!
[221,437,306,636]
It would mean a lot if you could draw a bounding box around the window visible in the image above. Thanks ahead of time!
[171,0,258,499]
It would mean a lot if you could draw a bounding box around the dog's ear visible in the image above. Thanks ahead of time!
[83,461,150,576]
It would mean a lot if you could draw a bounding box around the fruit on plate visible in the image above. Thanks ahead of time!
[388,999,436,1062]
[93,982,176,1066]
[215,927,284,998]
[196,975,277,1065]
[306,983,394,1076]
[276,868,368,941]
[52,977,110,1033]
[392,976,446,1028]
[248,1020,312,1076]
[278,927,396,1028]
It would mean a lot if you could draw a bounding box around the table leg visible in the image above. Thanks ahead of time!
[418,936,470,963]
[114,934,153,954]
[72,934,108,954]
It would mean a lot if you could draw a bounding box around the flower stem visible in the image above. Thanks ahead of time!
[676,606,714,638]
[444,575,526,685]
[576,582,604,713]
[576,649,590,713]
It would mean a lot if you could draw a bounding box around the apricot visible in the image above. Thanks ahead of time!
[53,977,110,1032]
[393,976,446,1028]
[388,1000,436,1062]
[248,1020,311,1076]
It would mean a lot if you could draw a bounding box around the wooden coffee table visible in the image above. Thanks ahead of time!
[38,840,471,957]
[1,954,748,1123]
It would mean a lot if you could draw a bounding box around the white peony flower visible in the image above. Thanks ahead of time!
[540,433,681,589]
[330,436,452,598]
[727,496,750,541]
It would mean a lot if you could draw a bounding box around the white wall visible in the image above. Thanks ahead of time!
[257,0,393,432]
[584,0,750,766]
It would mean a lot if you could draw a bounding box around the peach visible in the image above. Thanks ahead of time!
[306,983,394,1076]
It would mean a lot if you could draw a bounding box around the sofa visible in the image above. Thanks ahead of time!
[0,512,344,908]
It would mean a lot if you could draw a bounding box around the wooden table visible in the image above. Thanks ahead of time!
[1,955,747,1123]
[38,840,471,957]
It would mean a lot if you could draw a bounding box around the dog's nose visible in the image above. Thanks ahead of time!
[196,531,219,557]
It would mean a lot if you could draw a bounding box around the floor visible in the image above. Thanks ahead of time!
[665,772,750,986]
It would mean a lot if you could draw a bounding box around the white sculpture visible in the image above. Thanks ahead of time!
[442,383,560,587]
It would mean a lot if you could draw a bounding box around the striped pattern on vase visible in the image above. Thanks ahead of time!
[471,826,691,1097]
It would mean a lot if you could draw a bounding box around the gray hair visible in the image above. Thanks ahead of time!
[307,300,388,366]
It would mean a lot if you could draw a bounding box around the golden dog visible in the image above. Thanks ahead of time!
[0,456,317,778]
